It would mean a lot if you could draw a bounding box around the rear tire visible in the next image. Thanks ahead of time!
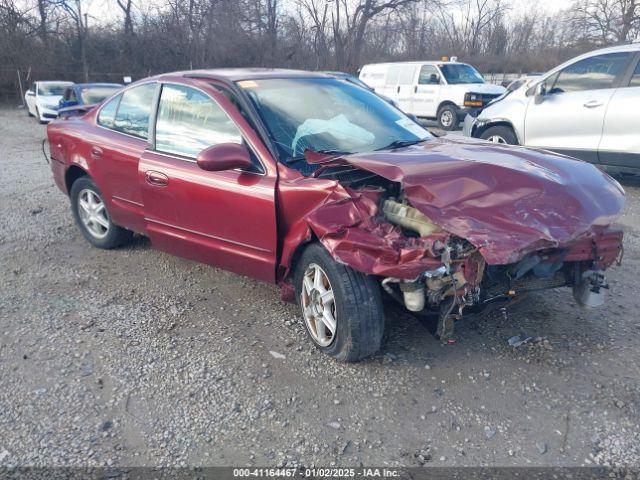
[437,105,459,131]
[480,125,518,145]
[70,176,133,249]
[294,243,385,362]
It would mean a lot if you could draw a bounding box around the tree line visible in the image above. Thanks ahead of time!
[1,0,638,101]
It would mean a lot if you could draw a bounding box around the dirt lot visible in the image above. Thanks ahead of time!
[1,107,639,469]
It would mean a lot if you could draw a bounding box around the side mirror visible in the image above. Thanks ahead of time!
[26,91,35,96]
[534,82,547,103]
[196,143,253,172]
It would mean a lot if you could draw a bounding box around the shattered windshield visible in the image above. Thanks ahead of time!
[240,77,431,169]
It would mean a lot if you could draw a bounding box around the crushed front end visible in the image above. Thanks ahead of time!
[279,138,625,342]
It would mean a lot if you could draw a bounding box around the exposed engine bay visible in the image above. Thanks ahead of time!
[281,142,625,341]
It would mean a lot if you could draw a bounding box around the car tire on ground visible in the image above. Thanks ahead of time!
[480,125,518,145]
[437,104,459,131]
[294,243,385,362]
[27,108,34,117]
[69,176,133,249]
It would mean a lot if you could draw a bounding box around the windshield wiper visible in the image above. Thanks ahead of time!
[375,139,425,151]
[312,149,351,156]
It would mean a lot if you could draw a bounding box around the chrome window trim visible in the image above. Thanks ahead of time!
[151,81,266,176]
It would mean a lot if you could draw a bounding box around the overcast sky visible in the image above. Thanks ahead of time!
[24,0,579,26]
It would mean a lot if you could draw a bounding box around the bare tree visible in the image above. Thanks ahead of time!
[571,0,639,44]
[50,0,90,81]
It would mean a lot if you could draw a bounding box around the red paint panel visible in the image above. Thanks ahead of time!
[305,137,625,266]
[140,151,278,283]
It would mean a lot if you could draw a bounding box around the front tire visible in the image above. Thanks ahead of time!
[70,176,133,249]
[437,105,459,131]
[294,243,385,362]
[480,125,518,145]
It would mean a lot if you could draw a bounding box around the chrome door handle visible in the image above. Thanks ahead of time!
[145,170,169,187]
[583,100,603,108]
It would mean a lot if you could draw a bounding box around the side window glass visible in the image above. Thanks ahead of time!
[155,84,242,159]
[114,83,156,139]
[551,52,631,94]
[418,66,439,85]
[629,61,640,87]
[97,94,121,128]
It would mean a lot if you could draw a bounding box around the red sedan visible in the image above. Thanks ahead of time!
[47,69,625,362]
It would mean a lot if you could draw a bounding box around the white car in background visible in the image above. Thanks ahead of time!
[359,60,506,130]
[25,81,74,123]
[464,44,640,174]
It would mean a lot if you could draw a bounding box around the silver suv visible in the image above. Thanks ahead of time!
[464,44,640,174]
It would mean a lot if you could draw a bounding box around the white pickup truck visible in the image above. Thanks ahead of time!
[359,61,505,130]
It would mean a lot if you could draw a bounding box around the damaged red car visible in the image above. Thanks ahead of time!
[47,69,625,362]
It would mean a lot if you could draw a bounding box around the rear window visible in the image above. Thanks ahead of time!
[97,94,121,128]
[113,83,157,139]
[80,86,121,104]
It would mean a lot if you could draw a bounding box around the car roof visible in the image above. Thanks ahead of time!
[585,43,640,55]
[362,61,467,67]
[173,68,333,82]
[37,81,74,84]
[74,83,122,88]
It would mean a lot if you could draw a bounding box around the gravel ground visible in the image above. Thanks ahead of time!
[0,106,639,469]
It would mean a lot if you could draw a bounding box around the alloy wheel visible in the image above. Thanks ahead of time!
[301,263,337,347]
[77,188,110,239]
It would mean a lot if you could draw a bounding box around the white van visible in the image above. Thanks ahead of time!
[359,61,506,130]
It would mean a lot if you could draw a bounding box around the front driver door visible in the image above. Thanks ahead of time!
[140,82,278,283]
[524,51,632,162]
[413,65,441,117]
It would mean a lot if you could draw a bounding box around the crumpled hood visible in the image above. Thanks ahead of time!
[318,137,625,265]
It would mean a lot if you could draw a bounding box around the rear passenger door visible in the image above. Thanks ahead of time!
[598,53,640,169]
[92,82,157,233]
[139,83,278,283]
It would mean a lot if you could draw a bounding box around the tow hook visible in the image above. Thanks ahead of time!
[573,270,608,308]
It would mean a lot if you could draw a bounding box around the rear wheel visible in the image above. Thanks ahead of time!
[294,243,385,362]
[70,176,133,249]
[437,105,459,131]
[480,125,518,145]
